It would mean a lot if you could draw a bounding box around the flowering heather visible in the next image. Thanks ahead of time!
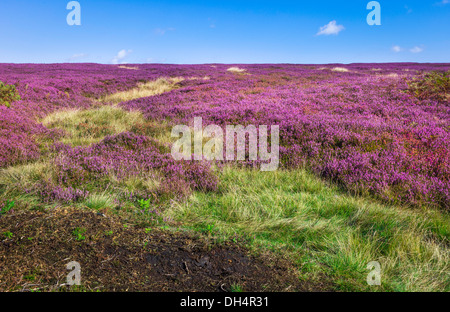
[44,132,217,202]
[1,63,449,209]
[0,107,48,167]
[0,64,207,168]
[121,63,450,209]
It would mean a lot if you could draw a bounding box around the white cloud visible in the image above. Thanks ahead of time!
[316,20,345,36]
[111,49,132,64]
[410,46,424,53]
[392,45,402,53]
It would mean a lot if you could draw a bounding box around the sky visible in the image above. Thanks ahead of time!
[0,0,449,64]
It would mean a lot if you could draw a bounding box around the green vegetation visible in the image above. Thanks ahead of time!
[0,160,168,229]
[0,81,21,108]
[407,70,450,102]
[138,198,151,213]
[42,105,145,146]
[165,167,450,292]
[3,231,14,239]
[2,72,449,292]
[24,268,41,282]
[1,138,449,291]
[84,194,114,210]
[0,200,14,215]
[72,227,86,241]
[230,283,244,292]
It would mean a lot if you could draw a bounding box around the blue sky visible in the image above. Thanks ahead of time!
[0,0,449,64]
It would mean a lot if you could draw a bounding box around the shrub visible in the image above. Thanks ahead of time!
[0,81,21,108]
[406,71,450,102]
[0,200,15,216]
[72,227,86,241]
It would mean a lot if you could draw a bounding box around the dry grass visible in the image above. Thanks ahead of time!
[42,105,145,146]
[100,77,184,104]
[317,67,350,73]
[382,73,399,78]
[227,67,247,73]
[118,65,139,70]
[375,73,404,80]
[0,162,50,190]
[331,67,349,73]
[187,76,211,81]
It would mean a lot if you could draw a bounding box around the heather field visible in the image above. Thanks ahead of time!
[0,63,449,292]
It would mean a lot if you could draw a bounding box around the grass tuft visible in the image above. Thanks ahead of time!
[227,67,247,73]
[83,194,114,210]
[42,105,145,146]
[100,77,184,103]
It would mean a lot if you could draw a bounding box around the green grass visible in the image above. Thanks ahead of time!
[84,194,114,210]
[164,167,450,292]
[72,227,86,241]
[230,283,244,292]
[3,231,14,239]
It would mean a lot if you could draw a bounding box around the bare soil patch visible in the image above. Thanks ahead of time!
[0,208,326,292]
